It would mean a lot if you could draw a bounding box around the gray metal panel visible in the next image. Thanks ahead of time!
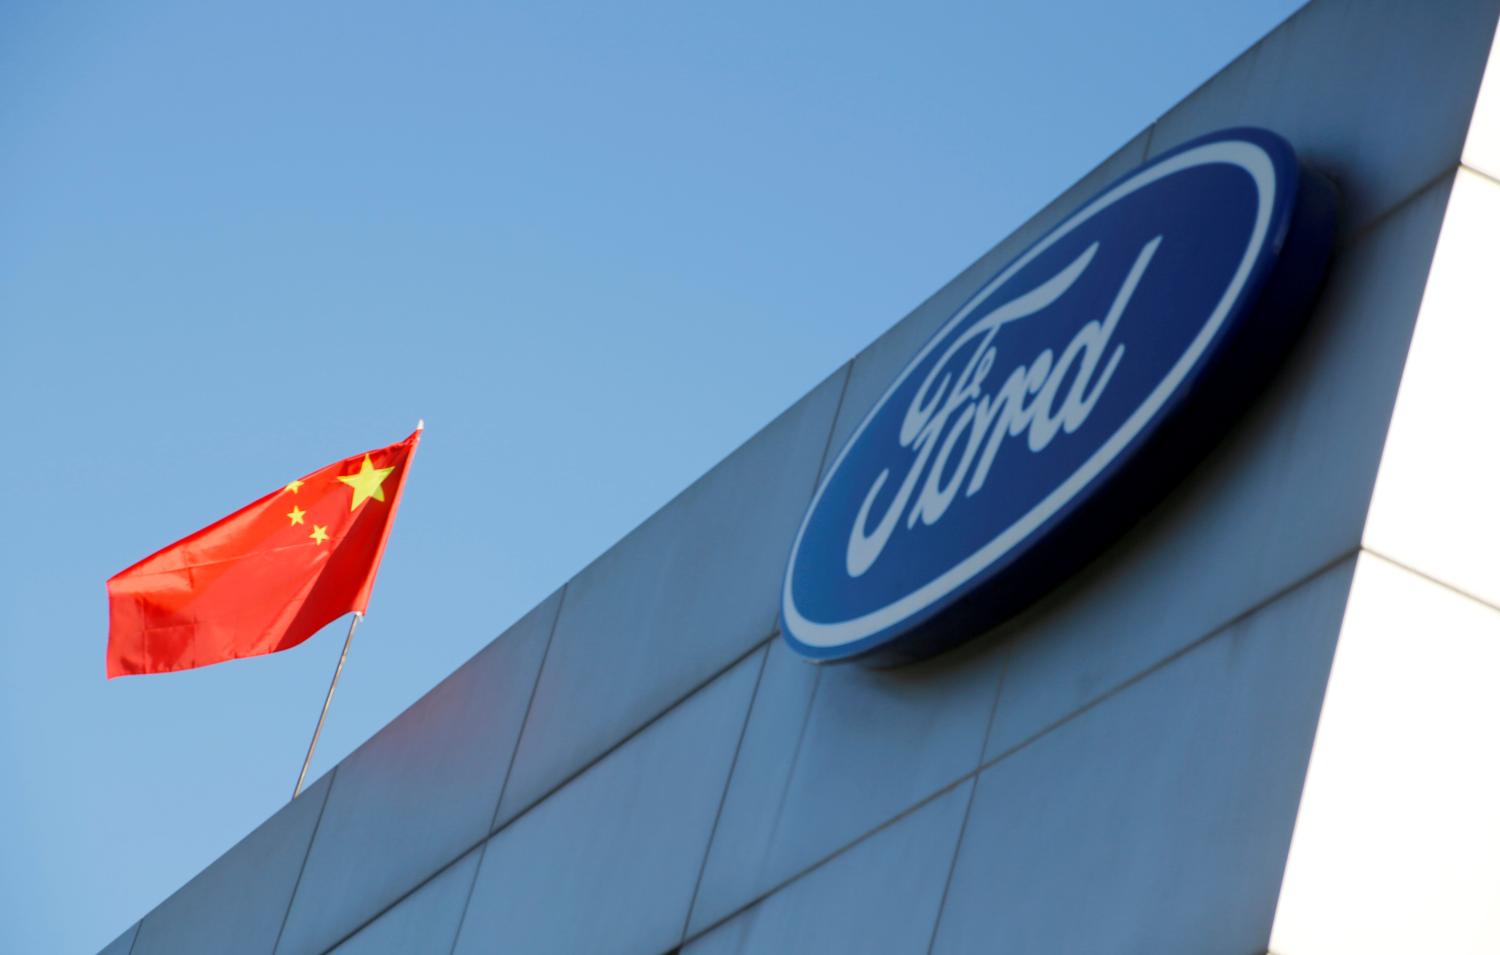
[326,849,481,955]
[688,637,1001,935]
[97,923,139,955]
[131,774,332,955]
[821,130,1152,466]
[453,650,763,955]
[683,781,972,955]
[984,172,1453,762]
[684,638,820,935]
[496,370,845,824]
[275,592,560,955]
[1149,0,1500,233]
[931,560,1355,955]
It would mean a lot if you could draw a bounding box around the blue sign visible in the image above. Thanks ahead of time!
[782,127,1337,665]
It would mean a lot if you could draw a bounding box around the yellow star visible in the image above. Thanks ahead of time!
[336,455,395,511]
[309,524,330,545]
[286,505,306,526]
[285,479,304,493]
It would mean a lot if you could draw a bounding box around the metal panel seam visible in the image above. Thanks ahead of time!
[1140,120,1158,161]
[1461,161,1500,191]
[307,840,486,954]
[982,550,1358,772]
[491,636,773,829]
[809,363,853,482]
[270,768,338,955]
[923,653,1009,955]
[1357,546,1500,616]
[768,664,823,834]
[1334,166,1458,252]
[677,645,773,945]
[681,772,977,946]
[488,584,569,833]
[443,845,486,955]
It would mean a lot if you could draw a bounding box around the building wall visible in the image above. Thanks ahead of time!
[104,1,1500,952]
[1269,93,1500,952]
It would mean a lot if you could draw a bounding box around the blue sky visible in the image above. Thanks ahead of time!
[0,1,1305,951]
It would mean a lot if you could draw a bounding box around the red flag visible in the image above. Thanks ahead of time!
[106,426,422,678]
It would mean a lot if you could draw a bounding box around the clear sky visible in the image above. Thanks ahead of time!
[0,1,1306,951]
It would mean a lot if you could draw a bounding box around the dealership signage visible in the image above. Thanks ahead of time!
[781,127,1337,664]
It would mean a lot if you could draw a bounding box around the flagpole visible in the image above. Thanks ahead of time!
[293,611,363,799]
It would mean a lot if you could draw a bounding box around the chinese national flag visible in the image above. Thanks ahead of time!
[106,427,422,678]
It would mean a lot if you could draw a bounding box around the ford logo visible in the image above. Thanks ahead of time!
[782,127,1337,665]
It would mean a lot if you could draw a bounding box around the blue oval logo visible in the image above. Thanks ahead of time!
[782,128,1337,664]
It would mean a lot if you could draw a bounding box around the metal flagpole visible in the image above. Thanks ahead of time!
[293,611,363,799]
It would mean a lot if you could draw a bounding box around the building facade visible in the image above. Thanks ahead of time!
[103,0,1500,951]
